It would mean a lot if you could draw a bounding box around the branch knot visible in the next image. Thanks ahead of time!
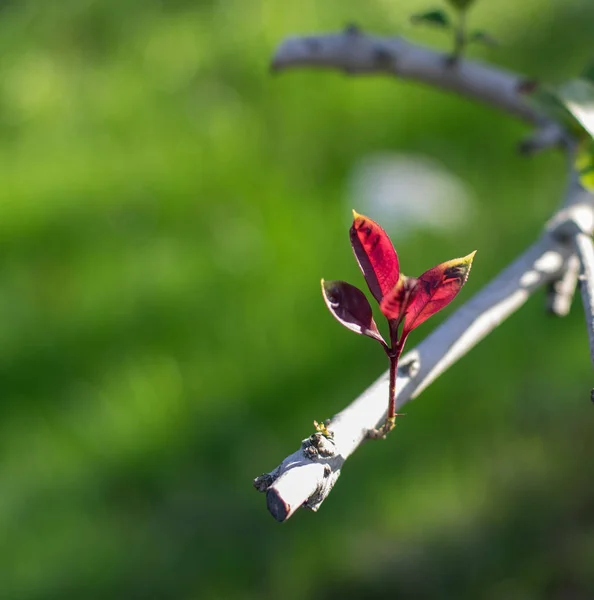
[302,431,337,459]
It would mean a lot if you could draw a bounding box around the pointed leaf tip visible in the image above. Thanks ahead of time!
[350,212,400,303]
[410,9,452,29]
[321,279,386,345]
[402,252,476,336]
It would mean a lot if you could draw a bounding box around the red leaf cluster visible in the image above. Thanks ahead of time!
[323,210,475,349]
[321,210,475,432]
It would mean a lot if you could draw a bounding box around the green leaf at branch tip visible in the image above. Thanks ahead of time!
[446,0,476,11]
[556,78,594,139]
[521,82,587,137]
[321,279,387,346]
[410,9,452,29]
[469,30,497,47]
[576,138,594,192]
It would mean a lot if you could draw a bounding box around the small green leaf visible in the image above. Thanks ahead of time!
[410,9,452,29]
[524,78,594,139]
[446,0,475,11]
[576,138,594,191]
[556,78,594,138]
[469,30,497,47]
[521,83,583,135]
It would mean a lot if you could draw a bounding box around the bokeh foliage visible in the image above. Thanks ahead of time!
[2,1,594,598]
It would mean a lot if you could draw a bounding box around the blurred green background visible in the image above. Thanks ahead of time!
[2,0,594,598]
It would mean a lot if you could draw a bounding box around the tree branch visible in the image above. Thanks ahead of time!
[255,27,594,521]
[271,26,550,126]
[254,203,585,521]
[519,122,568,155]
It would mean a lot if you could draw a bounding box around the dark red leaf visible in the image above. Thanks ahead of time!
[402,252,476,336]
[350,210,400,303]
[379,275,419,322]
[321,279,386,345]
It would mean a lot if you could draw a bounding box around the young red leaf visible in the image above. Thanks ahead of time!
[401,251,476,336]
[379,275,419,322]
[321,279,386,346]
[350,210,400,303]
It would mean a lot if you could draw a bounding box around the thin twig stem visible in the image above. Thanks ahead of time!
[387,354,398,421]
[387,336,407,422]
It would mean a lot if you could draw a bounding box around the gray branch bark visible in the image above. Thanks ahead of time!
[271,27,551,126]
[546,254,579,316]
[575,232,594,365]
